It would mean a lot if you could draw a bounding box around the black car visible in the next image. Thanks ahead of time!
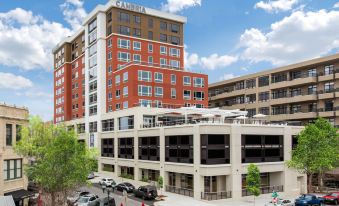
[115,182,135,193]
[134,185,158,200]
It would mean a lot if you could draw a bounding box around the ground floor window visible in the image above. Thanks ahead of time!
[4,159,22,180]
[102,164,114,172]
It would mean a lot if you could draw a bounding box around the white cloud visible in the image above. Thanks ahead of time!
[0,8,73,71]
[60,0,87,31]
[334,2,339,8]
[219,73,239,81]
[161,0,201,13]
[200,54,238,70]
[0,72,33,90]
[15,91,53,98]
[239,9,339,66]
[255,0,298,13]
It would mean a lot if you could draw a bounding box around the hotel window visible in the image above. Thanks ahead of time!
[123,86,128,97]
[325,100,334,111]
[101,139,113,157]
[246,79,256,88]
[148,31,153,40]
[171,74,176,85]
[116,90,121,99]
[134,15,141,24]
[108,92,112,100]
[107,39,112,47]
[108,79,112,87]
[89,93,97,105]
[193,77,205,88]
[148,44,153,53]
[170,36,180,45]
[118,38,130,49]
[123,72,128,82]
[170,60,180,69]
[107,65,112,73]
[324,82,334,93]
[170,48,180,57]
[183,76,191,86]
[324,65,334,75]
[155,87,163,97]
[118,52,130,62]
[154,72,163,83]
[118,116,134,130]
[308,68,317,77]
[107,52,112,60]
[160,21,167,30]
[133,41,141,51]
[259,107,269,115]
[171,88,176,99]
[194,91,205,101]
[259,92,269,102]
[139,99,152,107]
[89,81,97,92]
[6,124,12,146]
[160,34,167,42]
[89,31,97,44]
[138,70,152,82]
[165,135,193,164]
[170,24,179,33]
[115,75,120,85]
[138,85,152,97]
[133,54,141,63]
[148,56,153,65]
[116,103,121,110]
[89,122,97,133]
[148,18,153,28]
[123,101,128,109]
[308,103,317,112]
[4,159,22,181]
[160,46,167,55]
[107,25,112,35]
[258,76,269,87]
[88,19,97,32]
[16,125,22,142]
[119,25,130,35]
[290,105,301,114]
[89,44,97,56]
[119,12,130,22]
[160,58,167,67]
[89,105,97,116]
[139,136,159,161]
[308,85,317,95]
[183,90,191,100]
[108,106,113,112]
[133,28,141,37]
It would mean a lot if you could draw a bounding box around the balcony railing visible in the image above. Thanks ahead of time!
[166,185,193,197]
[201,191,232,200]
[242,185,283,196]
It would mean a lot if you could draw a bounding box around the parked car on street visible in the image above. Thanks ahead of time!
[115,182,135,193]
[74,194,99,206]
[99,178,116,187]
[88,197,116,206]
[67,191,90,205]
[88,172,95,179]
[134,185,158,200]
[295,194,323,206]
[265,199,293,206]
[322,192,339,205]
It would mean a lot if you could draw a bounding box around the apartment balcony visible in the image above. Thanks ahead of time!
[210,89,245,101]
[269,112,317,121]
[318,108,335,117]
[318,90,335,99]
[269,76,317,90]
[270,93,317,105]
[318,73,334,82]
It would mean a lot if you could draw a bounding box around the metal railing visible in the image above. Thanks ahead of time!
[165,185,194,197]
[242,185,283,196]
[201,191,232,200]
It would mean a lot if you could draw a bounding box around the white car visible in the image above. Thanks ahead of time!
[99,178,115,187]
[75,194,98,206]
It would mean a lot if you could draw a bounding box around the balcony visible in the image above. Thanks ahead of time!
[201,191,232,200]
[318,72,334,82]
[270,93,317,105]
[318,90,335,99]
[318,108,335,117]
[269,111,317,121]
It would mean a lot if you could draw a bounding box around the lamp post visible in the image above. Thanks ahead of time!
[102,185,113,206]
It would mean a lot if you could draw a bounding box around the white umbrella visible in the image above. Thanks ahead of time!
[253,114,267,118]
[235,116,248,124]
[202,113,215,118]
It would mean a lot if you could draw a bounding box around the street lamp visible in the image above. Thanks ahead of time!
[101,185,114,206]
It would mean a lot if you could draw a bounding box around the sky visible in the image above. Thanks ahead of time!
[1,0,339,120]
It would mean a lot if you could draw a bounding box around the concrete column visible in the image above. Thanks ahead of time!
[134,129,139,181]
[114,118,118,176]
[159,127,165,182]
[230,125,243,200]
[193,125,201,199]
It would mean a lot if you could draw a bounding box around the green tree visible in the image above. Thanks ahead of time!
[246,164,261,206]
[287,118,339,192]
[157,176,164,196]
[15,116,97,206]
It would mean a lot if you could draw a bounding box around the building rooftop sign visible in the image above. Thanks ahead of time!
[116,1,146,14]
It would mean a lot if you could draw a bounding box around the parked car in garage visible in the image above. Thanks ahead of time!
[295,194,323,206]
[115,182,135,193]
[134,185,158,200]
[99,178,116,187]
[322,192,339,205]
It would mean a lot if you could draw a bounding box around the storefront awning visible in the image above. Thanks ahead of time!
[5,189,35,201]
[0,196,16,206]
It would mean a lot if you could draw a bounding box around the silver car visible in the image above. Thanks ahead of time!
[74,194,98,206]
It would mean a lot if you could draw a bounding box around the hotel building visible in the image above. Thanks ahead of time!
[209,54,339,126]
[0,103,32,205]
[53,0,306,201]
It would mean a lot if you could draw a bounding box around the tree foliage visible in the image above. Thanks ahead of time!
[287,118,339,192]
[246,164,261,197]
[15,116,97,206]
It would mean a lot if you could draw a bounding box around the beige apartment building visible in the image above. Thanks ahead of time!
[0,103,31,205]
[66,106,307,201]
[209,53,339,126]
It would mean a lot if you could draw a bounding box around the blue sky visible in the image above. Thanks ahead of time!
[1,0,339,120]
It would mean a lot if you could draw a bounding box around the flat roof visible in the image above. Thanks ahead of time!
[209,53,339,88]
